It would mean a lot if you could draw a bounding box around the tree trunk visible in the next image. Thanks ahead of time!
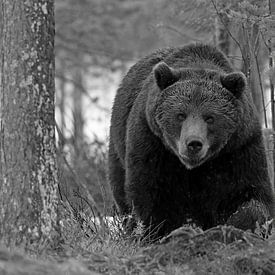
[244,25,264,124]
[0,0,59,244]
[59,74,66,137]
[270,0,275,130]
[72,68,84,164]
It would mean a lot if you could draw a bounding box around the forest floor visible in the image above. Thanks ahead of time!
[1,219,275,275]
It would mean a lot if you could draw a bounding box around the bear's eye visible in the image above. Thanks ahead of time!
[176,113,186,121]
[205,116,214,124]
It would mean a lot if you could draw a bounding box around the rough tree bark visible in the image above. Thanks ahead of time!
[0,0,59,244]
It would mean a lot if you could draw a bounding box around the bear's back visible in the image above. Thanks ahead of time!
[112,47,173,122]
[166,44,233,72]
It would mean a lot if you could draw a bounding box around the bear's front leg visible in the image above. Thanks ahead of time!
[125,118,169,239]
[226,199,273,236]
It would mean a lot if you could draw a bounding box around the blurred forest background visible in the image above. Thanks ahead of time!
[55,0,275,216]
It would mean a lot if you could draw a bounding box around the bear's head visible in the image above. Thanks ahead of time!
[153,62,247,169]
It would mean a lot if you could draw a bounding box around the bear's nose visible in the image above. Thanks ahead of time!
[187,140,203,154]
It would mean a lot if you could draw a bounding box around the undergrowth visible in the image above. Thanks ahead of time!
[1,132,274,274]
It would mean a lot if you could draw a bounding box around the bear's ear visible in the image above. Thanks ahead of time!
[220,72,247,97]
[153,62,179,90]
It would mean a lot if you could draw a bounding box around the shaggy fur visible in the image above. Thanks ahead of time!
[108,43,274,238]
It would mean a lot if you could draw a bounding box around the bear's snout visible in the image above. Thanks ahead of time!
[177,135,209,169]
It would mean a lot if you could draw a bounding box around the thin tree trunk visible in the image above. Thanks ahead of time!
[269,39,275,192]
[0,0,58,244]
[246,25,264,123]
[60,75,66,136]
[72,68,84,164]
[269,0,275,192]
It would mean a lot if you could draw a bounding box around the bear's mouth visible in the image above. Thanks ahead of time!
[178,154,207,169]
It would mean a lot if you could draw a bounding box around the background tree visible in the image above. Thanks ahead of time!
[0,0,58,244]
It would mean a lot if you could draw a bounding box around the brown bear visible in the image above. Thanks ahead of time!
[108,43,274,239]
